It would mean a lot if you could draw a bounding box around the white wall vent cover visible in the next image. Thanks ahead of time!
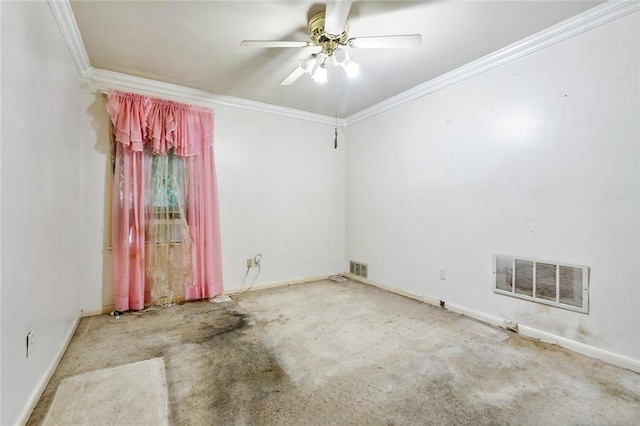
[494,255,589,313]
[350,260,368,278]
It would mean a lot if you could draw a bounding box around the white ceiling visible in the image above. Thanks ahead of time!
[70,1,603,118]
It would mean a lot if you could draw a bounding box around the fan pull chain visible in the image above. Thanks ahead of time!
[334,75,339,149]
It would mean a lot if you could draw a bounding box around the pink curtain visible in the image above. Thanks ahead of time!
[108,90,223,311]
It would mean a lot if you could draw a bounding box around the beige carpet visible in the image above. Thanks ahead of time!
[28,280,640,425]
[43,358,169,426]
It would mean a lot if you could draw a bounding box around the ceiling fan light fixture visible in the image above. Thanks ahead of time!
[312,63,328,84]
[247,6,422,87]
[342,59,360,79]
[333,49,348,65]
[300,54,318,74]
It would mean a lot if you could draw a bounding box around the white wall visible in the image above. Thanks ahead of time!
[80,87,113,311]
[215,107,345,289]
[81,86,345,310]
[346,12,639,361]
[1,2,83,424]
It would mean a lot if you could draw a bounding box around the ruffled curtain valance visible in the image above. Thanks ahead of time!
[107,90,214,157]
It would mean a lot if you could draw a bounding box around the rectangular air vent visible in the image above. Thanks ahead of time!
[349,260,368,278]
[494,255,589,313]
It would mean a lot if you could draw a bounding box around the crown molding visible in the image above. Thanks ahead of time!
[49,0,339,125]
[344,0,640,126]
[52,0,637,127]
[48,0,91,78]
[89,68,343,127]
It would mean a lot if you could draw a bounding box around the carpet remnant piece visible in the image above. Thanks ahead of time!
[210,294,232,303]
[43,357,169,426]
[460,318,510,343]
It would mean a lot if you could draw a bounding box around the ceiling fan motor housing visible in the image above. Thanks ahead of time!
[309,12,349,55]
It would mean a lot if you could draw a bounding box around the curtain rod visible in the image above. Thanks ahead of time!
[100,90,214,113]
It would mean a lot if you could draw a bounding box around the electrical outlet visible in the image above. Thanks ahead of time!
[246,253,262,268]
[26,331,34,358]
[439,268,447,280]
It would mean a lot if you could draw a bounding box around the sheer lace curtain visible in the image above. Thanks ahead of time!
[107,91,223,311]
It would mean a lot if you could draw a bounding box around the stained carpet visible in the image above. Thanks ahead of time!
[28,280,640,425]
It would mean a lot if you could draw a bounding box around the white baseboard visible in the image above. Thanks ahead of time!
[81,305,114,317]
[447,302,640,373]
[224,274,334,295]
[518,324,640,373]
[81,274,337,316]
[345,274,640,374]
[344,273,443,307]
[18,314,81,425]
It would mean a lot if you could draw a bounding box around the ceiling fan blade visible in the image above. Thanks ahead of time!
[241,40,310,48]
[325,0,352,36]
[348,34,422,49]
[280,65,306,86]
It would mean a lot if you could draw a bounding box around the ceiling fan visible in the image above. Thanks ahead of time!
[240,1,422,86]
